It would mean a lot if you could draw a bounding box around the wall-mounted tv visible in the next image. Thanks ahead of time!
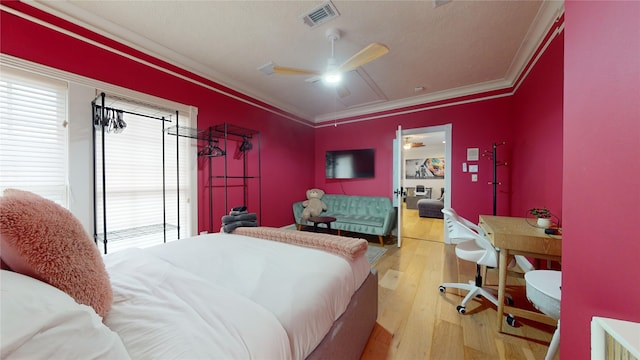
[326,148,375,179]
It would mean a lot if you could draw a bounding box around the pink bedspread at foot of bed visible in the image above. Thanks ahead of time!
[231,227,368,260]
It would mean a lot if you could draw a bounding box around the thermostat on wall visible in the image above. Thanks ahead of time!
[467,148,479,161]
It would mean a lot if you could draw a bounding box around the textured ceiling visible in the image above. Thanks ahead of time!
[32,0,563,122]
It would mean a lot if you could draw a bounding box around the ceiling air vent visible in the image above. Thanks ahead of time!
[433,0,452,8]
[301,1,340,28]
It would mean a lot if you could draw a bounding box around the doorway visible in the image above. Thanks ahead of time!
[396,124,451,243]
[401,205,445,241]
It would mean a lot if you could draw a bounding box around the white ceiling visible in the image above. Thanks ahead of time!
[403,131,445,156]
[31,0,564,123]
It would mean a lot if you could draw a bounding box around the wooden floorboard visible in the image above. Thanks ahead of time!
[401,206,444,242]
[360,207,559,360]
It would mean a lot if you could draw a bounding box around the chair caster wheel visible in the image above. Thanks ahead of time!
[438,286,446,293]
[506,296,515,306]
[506,314,516,327]
[456,305,466,314]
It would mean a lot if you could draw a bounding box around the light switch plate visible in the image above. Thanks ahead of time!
[462,163,467,172]
[469,164,478,173]
[471,174,478,182]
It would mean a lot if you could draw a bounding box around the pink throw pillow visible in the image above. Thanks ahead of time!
[0,189,112,317]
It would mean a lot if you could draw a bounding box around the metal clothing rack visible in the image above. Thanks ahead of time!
[483,141,507,215]
[210,123,261,223]
[91,92,178,254]
[166,123,261,233]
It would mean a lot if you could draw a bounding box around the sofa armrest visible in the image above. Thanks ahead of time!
[380,206,397,236]
[292,201,305,224]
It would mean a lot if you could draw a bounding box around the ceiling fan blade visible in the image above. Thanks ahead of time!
[336,84,351,98]
[305,75,321,83]
[272,66,321,76]
[338,42,389,72]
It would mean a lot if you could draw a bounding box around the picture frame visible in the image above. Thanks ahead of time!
[405,158,445,179]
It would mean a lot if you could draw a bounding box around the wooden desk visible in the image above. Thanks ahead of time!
[478,215,562,332]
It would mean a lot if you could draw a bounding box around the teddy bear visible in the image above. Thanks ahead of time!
[301,188,328,220]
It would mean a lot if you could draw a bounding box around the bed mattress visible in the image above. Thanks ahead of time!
[103,232,371,360]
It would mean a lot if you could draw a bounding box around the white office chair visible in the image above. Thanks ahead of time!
[525,270,561,360]
[415,185,431,198]
[441,207,483,240]
[439,208,535,319]
[439,208,509,314]
[440,207,535,273]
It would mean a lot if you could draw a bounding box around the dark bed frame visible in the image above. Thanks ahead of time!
[306,269,378,360]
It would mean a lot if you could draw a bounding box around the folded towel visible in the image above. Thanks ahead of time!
[222,220,258,233]
[231,226,368,260]
[222,213,257,224]
[231,206,247,212]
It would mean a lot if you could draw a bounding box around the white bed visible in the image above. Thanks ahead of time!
[0,189,378,359]
[1,230,377,360]
[103,232,372,360]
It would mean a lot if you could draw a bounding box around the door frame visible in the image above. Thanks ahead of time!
[393,126,403,247]
[396,124,452,245]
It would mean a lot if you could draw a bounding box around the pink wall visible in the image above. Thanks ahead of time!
[563,1,640,359]
[313,27,565,225]
[511,32,564,220]
[314,96,514,223]
[0,1,565,229]
[7,4,633,358]
[0,2,315,231]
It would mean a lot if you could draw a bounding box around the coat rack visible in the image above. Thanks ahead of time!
[482,142,507,216]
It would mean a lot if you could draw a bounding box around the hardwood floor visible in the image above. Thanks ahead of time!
[360,211,559,360]
[400,206,444,242]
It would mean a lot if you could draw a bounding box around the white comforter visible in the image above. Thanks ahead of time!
[103,232,371,360]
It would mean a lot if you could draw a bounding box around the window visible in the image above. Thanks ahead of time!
[94,95,192,253]
[1,59,196,253]
[0,68,68,205]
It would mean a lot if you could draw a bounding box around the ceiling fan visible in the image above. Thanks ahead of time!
[404,138,425,149]
[269,28,389,98]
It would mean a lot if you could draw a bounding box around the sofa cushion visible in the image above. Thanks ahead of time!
[330,214,386,227]
[417,198,444,219]
[322,195,351,214]
[346,197,391,217]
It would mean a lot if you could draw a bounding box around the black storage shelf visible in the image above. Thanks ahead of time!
[168,123,261,232]
[166,125,208,140]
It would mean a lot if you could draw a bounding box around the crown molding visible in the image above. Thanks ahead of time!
[505,1,565,86]
[313,1,565,124]
[24,0,315,123]
[0,53,192,113]
[313,78,513,123]
[17,0,565,126]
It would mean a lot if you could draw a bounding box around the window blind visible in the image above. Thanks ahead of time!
[94,96,191,253]
[0,68,68,206]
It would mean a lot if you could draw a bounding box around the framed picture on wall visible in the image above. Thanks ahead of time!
[405,158,445,179]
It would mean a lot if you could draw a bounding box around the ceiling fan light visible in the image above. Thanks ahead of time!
[323,72,342,84]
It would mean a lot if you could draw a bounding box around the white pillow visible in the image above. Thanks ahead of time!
[0,270,130,359]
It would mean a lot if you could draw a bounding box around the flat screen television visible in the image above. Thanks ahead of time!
[325,148,375,179]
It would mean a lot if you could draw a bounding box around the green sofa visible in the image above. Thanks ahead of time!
[293,194,396,246]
